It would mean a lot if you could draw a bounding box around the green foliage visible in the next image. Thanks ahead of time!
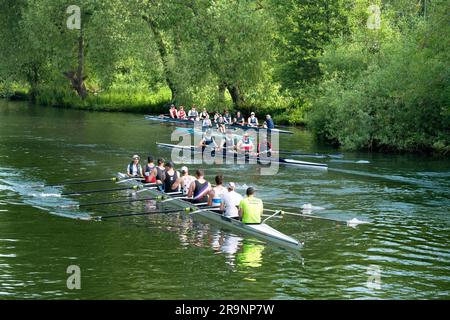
[307,0,450,153]
[0,0,447,154]
[34,86,170,113]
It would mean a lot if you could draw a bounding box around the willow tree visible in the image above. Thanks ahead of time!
[0,0,51,100]
[15,0,144,99]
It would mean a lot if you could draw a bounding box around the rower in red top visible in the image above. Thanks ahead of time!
[169,104,178,119]
[144,156,156,183]
[237,132,254,155]
[257,137,274,157]
[177,106,187,120]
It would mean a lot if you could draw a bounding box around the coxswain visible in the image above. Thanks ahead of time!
[247,112,259,127]
[169,104,178,119]
[208,175,227,207]
[220,182,243,219]
[188,105,199,121]
[177,106,187,120]
[127,155,143,178]
[239,187,263,224]
[264,114,274,129]
[188,169,212,204]
[162,161,180,193]
[144,156,156,183]
[234,111,245,126]
[179,166,196,195]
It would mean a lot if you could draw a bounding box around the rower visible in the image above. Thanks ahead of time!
[200,108,209,120]
[223,110,232,124]
[208,175,227,207]
[169,104,178,119]
[127,155,143,178]
[239,187,263,224]
[162,161,180,193]
[234,111,245,126]
[220,129,236,158]
[188,105,199,121]
[180,166,196,195]
[152,158,166,190]
[215,115,226,133]
[188,169,211,204]
[199,129,218,156]
[202,114,212,128]
[257,137,273,157]
[177,106,187,120]
[144,156,156,183]
[264,114,274,129]
[247,112,259,127]
[237,132,254,155]
[220,182,243,219]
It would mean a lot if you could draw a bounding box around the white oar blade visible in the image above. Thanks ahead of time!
[347,218,370,228]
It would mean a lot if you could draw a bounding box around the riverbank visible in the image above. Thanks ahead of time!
[2,87,171,114]
[0,86,303,125]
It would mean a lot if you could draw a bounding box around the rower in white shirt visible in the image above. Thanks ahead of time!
[220,182,243,219]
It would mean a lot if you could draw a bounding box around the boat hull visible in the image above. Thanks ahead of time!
[117,173,302,250]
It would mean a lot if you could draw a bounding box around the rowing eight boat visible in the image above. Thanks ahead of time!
[156,142,328,170]
[117,172,302,250]
[144,115,294,135]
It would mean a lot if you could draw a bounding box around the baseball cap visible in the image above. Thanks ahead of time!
[132,155,140,160]
[227,182,236,189]
[181,166,188,173]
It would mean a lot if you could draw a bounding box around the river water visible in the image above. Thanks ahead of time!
[0,100,448,299]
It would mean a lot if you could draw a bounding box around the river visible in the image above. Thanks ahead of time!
[0,100,448,299]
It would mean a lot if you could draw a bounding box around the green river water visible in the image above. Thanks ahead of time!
[0,100,449,299]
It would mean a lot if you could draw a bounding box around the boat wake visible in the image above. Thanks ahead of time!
[0,168,90,219]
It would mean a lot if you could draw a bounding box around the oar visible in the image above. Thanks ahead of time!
[61,185,141,196]
[262,210,283,223]
[34,177,121,188]
[279,151,344,159]
[58,196,168,209]
[92,206,197,221]
[264,208,370,226]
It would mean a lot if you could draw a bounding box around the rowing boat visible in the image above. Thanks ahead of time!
[156,142,328,170]
[175,127,249,141]
[144,115,294,135]
[117,172,302,250]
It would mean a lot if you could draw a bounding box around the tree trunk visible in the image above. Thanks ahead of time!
[27,64,39,103]
[143,15,177,102]
[227,84,244,108]
[76,27,87,99]
[63,27,87,99]
[218,81,227,106]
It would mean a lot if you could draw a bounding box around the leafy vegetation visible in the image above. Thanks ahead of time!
[0,0,447,153]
